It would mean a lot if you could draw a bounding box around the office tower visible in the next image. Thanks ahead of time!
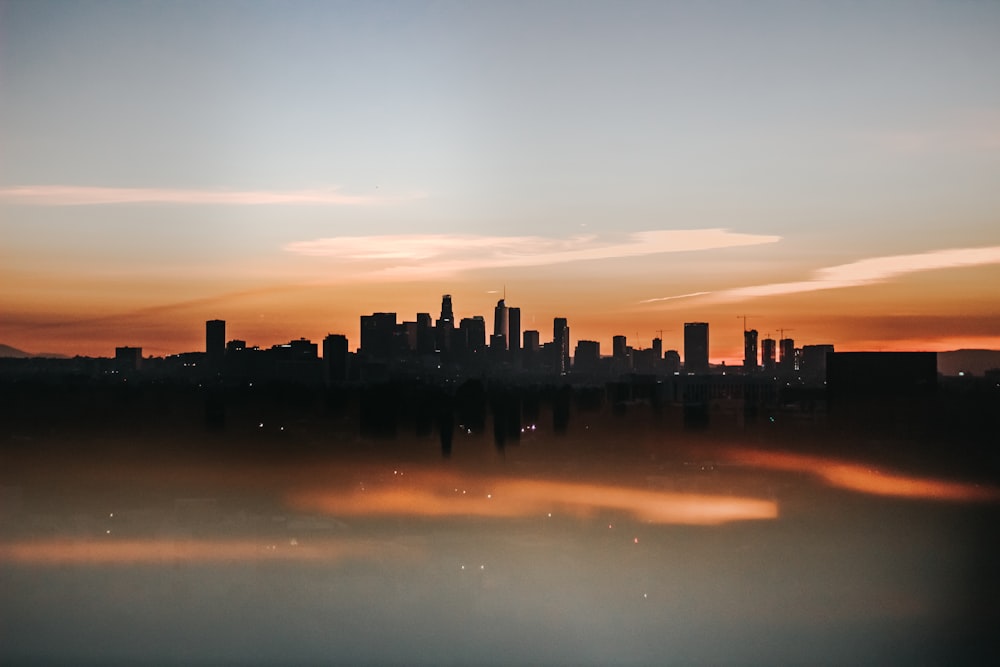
[743,329,759,372]
[801,344,834,384]
[493,299,509,350]
[684,322,709,373]
[553,317,570,374]
[323,334,349,383]
[779,338,795,371]
[460,316,486,353]
[439,294,454,324]
[361,312,398,359]
[762,337,776,372]
[436,294,454,352]
[206,319,225,369]
[416,313,435,354]
[663,349,681,374]
[522,330,540,369]
[508,307,521,358]
[574,340,600,372]
[612,335,627,360]
[652,337,663,367]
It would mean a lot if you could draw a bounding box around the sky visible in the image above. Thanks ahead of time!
[2,0,999,361]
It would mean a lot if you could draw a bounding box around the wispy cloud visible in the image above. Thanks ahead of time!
[643,245,1000,305]
[638,291,711,304]
[0,185,383,206]
[284,229,781,276]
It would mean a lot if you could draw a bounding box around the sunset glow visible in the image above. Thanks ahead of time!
[1,1,998,358]
[287,470,779,525]
[721,449,1000,502]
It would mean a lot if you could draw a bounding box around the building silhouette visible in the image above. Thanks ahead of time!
[493,300,508,351]
[508,307,521,362]
[779,337,795,372]
[361,312,397,359]
[323,334,349,383]
[553,318,570,374]
[436,294,454,353]
[574,340,600,373]
[206,319,225,369]
[743,329,759,373]
[684,322,709,373]
[762,337,776,372]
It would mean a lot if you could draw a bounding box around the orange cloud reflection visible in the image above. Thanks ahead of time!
[287,471,778,526]
[721,448,1000,502]
[0,538,382,565]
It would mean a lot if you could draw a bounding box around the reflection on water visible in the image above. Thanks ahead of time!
[287,470,779,525]
[1,434,997,666]
[720,448,1000,502]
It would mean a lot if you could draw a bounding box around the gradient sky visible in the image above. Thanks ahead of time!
[2,0,999,360]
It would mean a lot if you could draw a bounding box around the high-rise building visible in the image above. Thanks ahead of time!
[436,294,454,352]
[508,307,521,358]
[323,334,349,383]
[574,340,600,372]
[663,349,681,374]
[801,344,834,384]
[651,337,663,368]
[684,322,709,373]
[553,317,570,374]
[743,329,759,372]
[206,319,225,369]
[761,337,777,372]
[460,316,486,353]
[361,312,397,359]
[493,299,509,351]
[779,338,795,372]
[416,313,435,354]
[522,329,540,368]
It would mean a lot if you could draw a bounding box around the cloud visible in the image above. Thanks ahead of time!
[284,229,781,276]
[0,185,382,206]
[643,245,1000,305]
[638,291,711,304]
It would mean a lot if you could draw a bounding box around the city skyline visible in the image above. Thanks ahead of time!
[2,1,999,359]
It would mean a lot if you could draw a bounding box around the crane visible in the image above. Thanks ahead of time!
[736,315,758,332]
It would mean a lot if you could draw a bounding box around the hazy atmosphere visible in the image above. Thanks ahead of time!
[2,0,999,358]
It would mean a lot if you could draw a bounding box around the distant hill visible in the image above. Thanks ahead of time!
[937,349,1000,376]
[0,344,31,358]
[0,344,68,359]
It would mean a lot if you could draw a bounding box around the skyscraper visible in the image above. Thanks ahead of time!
[684,322,709,373]
[743,329,759,372]
[553,317,570,374]
[361,312,397,359]
[493,299,508,351]
[508,307,521,359]
[779,337,795,372]
[206,319,225,369]
[323,334,349,383]
[436,294,454,352]
[762,337,777,372]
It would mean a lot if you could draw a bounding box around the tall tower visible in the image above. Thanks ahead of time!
[436,294,455,352]
[508,307,521,359]
[683,322,709,373]
[743,329,759,372]
[553,317,570,374]
[206,319,225,370]
[762,337,777,372]
[493,299,509,350]
[779,337,795,372]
